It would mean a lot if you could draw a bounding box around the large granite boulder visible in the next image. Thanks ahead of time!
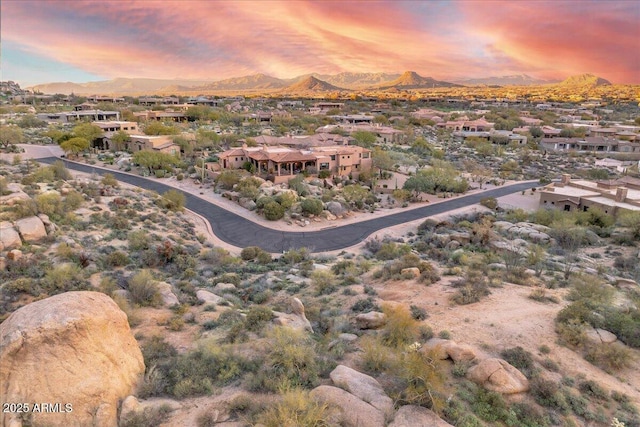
[1,291,144,427]
[14,216,47,243]
[273,297,313,332]
[330,365,393,416]
[355,311,386,329]
[310,385,385,427]
[467,358,529,394]
[422,339,477,363]
[0,221,22,251]
[389,405,454,427]
[156,281,179,306]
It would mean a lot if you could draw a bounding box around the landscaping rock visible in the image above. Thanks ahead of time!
[355,311,386,329]
[467,358,529,394]
[310,385,385,427]
[1,291,144,427]
[326,201,345,216]
[330,365,394,415]
[389,405,454,427]
[14,216,47,243]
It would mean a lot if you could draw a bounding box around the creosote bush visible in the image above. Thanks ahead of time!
[381,304,420,347]
[259,388,331,427]
[128,269,162,307]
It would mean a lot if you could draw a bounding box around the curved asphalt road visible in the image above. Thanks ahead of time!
[39,157,537,253]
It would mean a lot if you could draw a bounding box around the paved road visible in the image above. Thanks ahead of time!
[39,157,537,252]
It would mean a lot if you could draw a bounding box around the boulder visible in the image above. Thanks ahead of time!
[273,297,313,332]
[422,339,477,363]
[585,328,617,344]
[467,358,529,394]
[14,216,47,243]
[1,291,144,427]
[156,281,179,306]
[389,405,454,427]
[238,197,257,211]
[7,249,22,261]
[615,278,638,290]
[330,365,393,415]
[310,385,385,427]
[356,311,386,329]
[0,190,31,206]
[196,289,224,305]
[326,201,345,216]
[401,267,420,278]
[0,221,22,251]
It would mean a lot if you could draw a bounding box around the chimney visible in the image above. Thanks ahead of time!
[615,187,628,202]
[561,174,571,185]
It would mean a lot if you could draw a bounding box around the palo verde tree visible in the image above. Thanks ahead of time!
[60,137,90,158]
[0,125,25,149]
[72,123,103,145]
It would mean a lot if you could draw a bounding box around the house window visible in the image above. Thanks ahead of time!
[330,155,336,161]
[319,162,329,170]
[363,153,369,158]
[564,205,571,211]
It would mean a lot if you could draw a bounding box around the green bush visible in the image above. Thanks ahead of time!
[42,263,88,293]
[584,343,633,372]
[382,304,420,347]
[245,306,274,332]
[480,197,498,210]
[301,198,324,216]
[500,346,536,378]
[158,189,186,212]
[105,250,130,267]
[263,201,285,221]
[311,270,337,295]
[128,270,162,307]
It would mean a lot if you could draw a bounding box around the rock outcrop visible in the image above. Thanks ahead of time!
[156,281,179,306]
[329,365,394,416]
[196,289,224,305]
[422,338,477,363]
[0,291,145,427]
[467,358,529,394]
[310,385,385,427]
[389,405,454,427]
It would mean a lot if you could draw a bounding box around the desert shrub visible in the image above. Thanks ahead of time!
[167,342,247,398]
[281,247,309,265]
[236,177,261,199]
[120,405,173,427]
[382,304,419,347]
[250,327,319,392]
[216,170,242,190]
[259,388,330,427]
[128,270,162,307]
[529,288,559,303]
[158,189,186,212]
[101,173,119,187]
[50,160,72,180]
[360,335,395,374]
[375,242,411,260]
[479,197,498,210]
[263,201,285,220]
[275,192,297,209]
[105,250,130,267]
[350,297,378,313]
[41,263,88,293]
[394,350,446,411]
[530,377,568,411]
[241,246,261,260]
[410,305,428,320]
[201,247,240,267]
[470,387,511,423]
[556,319,589,347]
[567,275,614,305]
[601,307,640,348]
[311,269,337,295]
[35,192,63,218]
[510,402,550,427]
[501,347,536,378]
[128,230,152,251]
[245,306,274,332]
[300,198,323,216]
[584,343,633,372]
[578,380,609,400]
[451,268,490,305]
[63,190,84,212]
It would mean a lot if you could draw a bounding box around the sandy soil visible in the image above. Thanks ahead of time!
[374,276,640,405]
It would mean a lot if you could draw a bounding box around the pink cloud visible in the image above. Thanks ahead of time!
[2,1,638,83]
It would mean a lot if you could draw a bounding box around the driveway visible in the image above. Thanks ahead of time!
[38,157,537,253]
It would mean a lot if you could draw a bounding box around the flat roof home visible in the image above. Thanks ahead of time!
[539,174,640,216]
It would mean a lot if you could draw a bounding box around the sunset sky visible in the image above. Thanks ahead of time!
[2,0,639,87]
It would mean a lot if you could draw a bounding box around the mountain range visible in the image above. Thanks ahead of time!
[26,72,614,95]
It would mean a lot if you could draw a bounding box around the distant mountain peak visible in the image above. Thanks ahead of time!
[377,71,459,89]
[559,73,612,87]
[284,76,344,92]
